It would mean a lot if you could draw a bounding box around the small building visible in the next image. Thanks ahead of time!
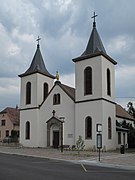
[0,107,19,141]
[116,104,135,148]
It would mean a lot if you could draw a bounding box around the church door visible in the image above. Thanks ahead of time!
[53,131,59,148]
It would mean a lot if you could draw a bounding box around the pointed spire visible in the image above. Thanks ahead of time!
[81,12,106,56]
[19,37,55,78]
[72,12,117,65]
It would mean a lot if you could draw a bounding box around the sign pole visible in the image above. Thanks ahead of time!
[99,146,101,161]
[96,124,102,162]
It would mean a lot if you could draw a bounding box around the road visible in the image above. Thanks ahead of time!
[0,153,134,180]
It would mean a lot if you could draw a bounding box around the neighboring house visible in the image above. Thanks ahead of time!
[116,104,135,128]
[18,14,134,150]
[0,107,19,141]
[116,104,135,148]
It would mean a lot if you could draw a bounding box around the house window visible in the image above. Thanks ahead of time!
[6,130,9,137]
[25,121,30,140]
[118,132,121,144]
[108,117,112,139]
[26,82,31,104]
[85,116,92,139]
[1,120,6,126]
[84,67,92,95]
[107,68,111,96]
[53,94,60,105]
[43,83,48,101]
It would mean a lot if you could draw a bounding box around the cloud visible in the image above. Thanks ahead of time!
[60,73,75,87]
[0,77,19,110]
[116,65,135,108]
[0,0,135,110]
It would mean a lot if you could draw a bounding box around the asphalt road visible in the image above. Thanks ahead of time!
[0,153,134,180]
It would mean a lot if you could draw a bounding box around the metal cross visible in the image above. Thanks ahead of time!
[52,110,56,117]
[36,36,41,45]
[91,12,98,23]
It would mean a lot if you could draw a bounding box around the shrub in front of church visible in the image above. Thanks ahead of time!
[76,136,85,154]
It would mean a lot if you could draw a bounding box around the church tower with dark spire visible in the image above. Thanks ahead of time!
[19,39,55,109]
[73,12,117,150]
[19,38,55,147]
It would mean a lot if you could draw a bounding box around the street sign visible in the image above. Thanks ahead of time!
[97,133,102,149]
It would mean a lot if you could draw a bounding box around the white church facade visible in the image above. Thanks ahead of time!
[19,15,134,150]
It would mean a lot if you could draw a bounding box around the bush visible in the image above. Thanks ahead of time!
[76,136,85,154]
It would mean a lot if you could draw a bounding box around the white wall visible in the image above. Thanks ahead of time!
[75,55,115,103]
[20,73,54,109]
[75,100,116,150]
[75,56,102,102]
[38,84,75,147]
[20,109,40,147]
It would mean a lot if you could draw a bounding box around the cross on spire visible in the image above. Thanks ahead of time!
[36,36,41,47]
[91,11,98,22]
[91,12,98,27]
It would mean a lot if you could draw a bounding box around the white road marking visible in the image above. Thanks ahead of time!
[81,163,87,172]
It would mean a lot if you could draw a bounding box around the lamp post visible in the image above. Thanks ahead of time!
[59,117,65,153]
[96,124,102,162]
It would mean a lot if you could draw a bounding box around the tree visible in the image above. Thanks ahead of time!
[127,102,135,118]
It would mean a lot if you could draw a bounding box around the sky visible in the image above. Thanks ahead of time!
[0,0,135,111]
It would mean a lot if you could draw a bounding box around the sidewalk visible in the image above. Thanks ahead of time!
[0,145,135,170]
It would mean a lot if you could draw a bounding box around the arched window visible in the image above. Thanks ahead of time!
[84,67,92,95]
[25,121,30,140]
[108,117,112,139]
[26,82,31,104]
[43,83,48,101]
[53,94,61,105]
[57,94,60,104]
[85,116,92,139]
[107,69,111,96]
[53,94,57,105]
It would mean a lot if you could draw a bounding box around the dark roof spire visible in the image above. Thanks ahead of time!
[72,12,117,65]
[81,12,106,56]
[19,38,55,79]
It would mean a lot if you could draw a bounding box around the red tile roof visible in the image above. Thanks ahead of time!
[116,104,135,121]
[0,107,20,125]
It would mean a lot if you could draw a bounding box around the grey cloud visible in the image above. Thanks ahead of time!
[0,0,135,109]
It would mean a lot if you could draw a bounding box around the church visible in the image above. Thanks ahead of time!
[19,14,134,150]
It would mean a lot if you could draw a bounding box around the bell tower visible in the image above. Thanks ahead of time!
[19,37,55,109]
[19,38,55,147]
[73,13,117,150]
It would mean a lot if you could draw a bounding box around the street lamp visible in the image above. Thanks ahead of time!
[59,117,65,152]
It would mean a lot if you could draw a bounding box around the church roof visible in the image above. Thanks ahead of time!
[58,83,75,101]
[19,44,55,79]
